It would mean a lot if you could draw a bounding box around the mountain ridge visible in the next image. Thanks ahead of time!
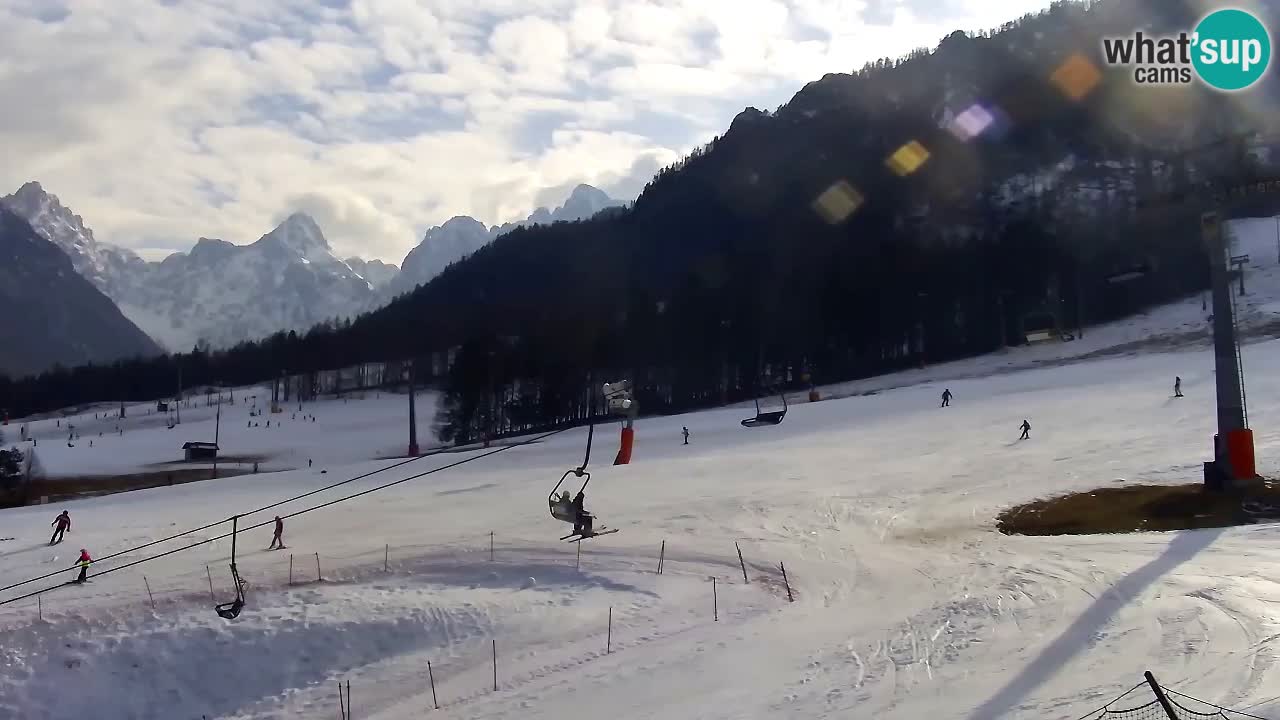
[0,207,161,378]
[3,182,624,350]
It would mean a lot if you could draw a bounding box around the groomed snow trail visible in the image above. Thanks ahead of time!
[3,219,1280,720]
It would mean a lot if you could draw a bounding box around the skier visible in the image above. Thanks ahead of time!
[571,490,593,537]
[1174,376,1183,398]
[268,516,284,550]
[49,511,70,545]
[941,389,952,407]
[553,490,573,519]
[73,548,91,583]
[682,427,690,445]
[1019,419,1031,440]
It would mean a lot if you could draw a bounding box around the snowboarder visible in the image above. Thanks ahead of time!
[1019,419,1031,440]
[1174,376,1183,398]
[73,548,91,583]
[571,490,593,537]
[308,458,312,468]
[941,389,952,407]
[682,427,690,445]
[49,511,70,545]
[269,516,284,550]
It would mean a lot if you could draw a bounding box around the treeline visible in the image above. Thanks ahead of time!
[2,0,1277,433]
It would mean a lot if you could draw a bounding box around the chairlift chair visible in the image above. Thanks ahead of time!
[545,382,618,540]
[548,467,591,524]
[742,390,788,428]
[214,515,247,619]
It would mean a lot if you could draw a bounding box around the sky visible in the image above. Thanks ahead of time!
[0,0,1054,264]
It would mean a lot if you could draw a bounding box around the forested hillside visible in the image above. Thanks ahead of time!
[4,0,1278,431]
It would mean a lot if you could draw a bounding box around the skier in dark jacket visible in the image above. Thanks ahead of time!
[50,511,71,545]
[941,389,952,407]
[571,491,593,537]
[268,516,284,550]
[1019,419,1031,440]
[1174,376,1183,397]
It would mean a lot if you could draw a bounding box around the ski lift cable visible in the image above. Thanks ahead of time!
[0,448,443,596]
[0,425,575,607]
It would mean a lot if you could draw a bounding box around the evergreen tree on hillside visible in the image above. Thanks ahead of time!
[2,0,1277,422]
[434,338,500,446]
[0,447,24,487]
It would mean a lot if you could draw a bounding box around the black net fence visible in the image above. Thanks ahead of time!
[1078,676,1271,720]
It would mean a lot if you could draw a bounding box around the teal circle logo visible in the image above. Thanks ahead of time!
[1192,9,1271,91]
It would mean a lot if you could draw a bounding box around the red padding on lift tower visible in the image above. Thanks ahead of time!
[614,427,634,466]
[1227,428,1257,480]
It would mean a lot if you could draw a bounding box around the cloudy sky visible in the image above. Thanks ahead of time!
[0,0,1052,263]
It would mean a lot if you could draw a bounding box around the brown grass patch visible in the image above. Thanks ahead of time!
[19,467,254,505]
[998,480,1280,536]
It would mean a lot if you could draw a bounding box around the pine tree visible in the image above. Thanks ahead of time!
[0,447,23,486]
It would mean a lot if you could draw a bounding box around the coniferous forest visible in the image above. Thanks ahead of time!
[3,0,1279,442]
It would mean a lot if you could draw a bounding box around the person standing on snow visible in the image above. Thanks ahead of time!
[73,548,91,583]
[941,389,952,407]
[1019,419,1031,440]
[50,511,71,545]
[268,515,284,549]
[1174,376,1183,398]
[268,516,284,550]
[682,427,690,445]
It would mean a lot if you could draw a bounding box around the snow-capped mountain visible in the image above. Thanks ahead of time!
[0,182,148,299]
[391,216,491,299]
[345,257,399,290]
[118,213,376,351]
[388,184,623,297]
[4,181,623,353]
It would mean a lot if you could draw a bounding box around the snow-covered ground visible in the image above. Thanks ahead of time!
[7,387,441,478]
[3,219,1280,720]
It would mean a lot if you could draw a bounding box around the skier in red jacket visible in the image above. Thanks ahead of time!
[50,511,71,546]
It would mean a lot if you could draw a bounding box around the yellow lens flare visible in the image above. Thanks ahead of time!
[1050,53,1102,102]
[885,140,930,177]
[812,180,865,225]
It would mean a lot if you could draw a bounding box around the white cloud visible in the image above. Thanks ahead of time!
[0,0,1054,264]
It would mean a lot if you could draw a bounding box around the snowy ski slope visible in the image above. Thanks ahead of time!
[2,218,1280,720]
[9,387,443,479]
